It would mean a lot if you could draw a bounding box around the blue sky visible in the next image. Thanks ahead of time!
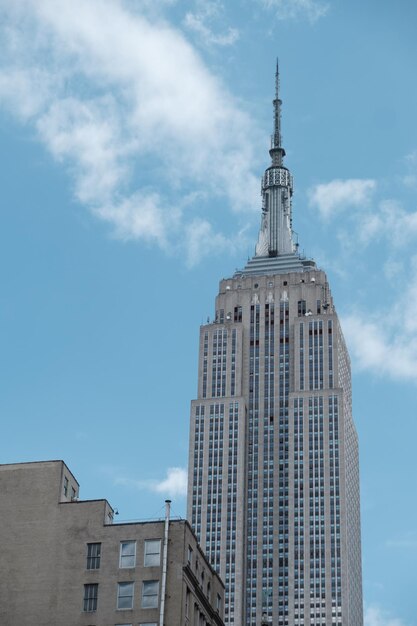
[1,0,416,624]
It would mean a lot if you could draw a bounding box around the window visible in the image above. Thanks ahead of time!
[117,582,134,610]
[139,623,157,626]
[119,541,136,568]
[144,539,161,567]
[233,306,242,322]
[83,583,98,612]
[71,486,76,499]
[87,543,101,570]
[142,580,159,609]
[187,545,193,565]
[63,476,68,497]
[298,300,306,316]
[186,588,190,618]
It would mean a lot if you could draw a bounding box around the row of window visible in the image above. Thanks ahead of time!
[115,622,158,626]
[63,476,77,499]
[87,540,161,570]
[84,580,159,612]
[114,623,156,626]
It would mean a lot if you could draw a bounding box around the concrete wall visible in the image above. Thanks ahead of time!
[0,461,224,626]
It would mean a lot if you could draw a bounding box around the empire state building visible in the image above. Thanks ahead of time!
[187,64,363,626]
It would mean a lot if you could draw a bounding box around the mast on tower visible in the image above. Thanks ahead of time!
[270,59,286,167]
[246,61,316,272]
[253,60,295,258]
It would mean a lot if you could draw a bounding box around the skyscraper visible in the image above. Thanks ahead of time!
[187,63,363,626]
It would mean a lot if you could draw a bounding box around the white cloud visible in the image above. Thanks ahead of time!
[256,0,330,22]
[36,96,130,206]
[185,219,229,267]
[309,175,417,255]
[310,183,417,263]
[402,150,417,188]
[114,466,188,498]
[365,605,407,626]
[96,193,181,246]
[184,0,239,47]
[152,467,188,497]
[0,0,259,263]
[0,68,52,119]
[308,178,376,219]
[342,257,417,383]
[360,200,417,247]
[184,218,249,267]
[342,315,417,383]
[383,258,403,281]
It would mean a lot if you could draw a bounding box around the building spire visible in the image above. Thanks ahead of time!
[254,60,295,259]
[270,58,285,167]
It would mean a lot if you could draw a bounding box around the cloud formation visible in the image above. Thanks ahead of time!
[115,466,188,498]
[184,0,239,47]
[342,257,417,384]
[365,605,407,626]
[402,150,417,188]
[308,175,417,254]
[152,467,188,497]
[308,174,417,385]
[360,200,417,247]
[0,0,259,264]
[308,178,376,219]
[256,0,330,22]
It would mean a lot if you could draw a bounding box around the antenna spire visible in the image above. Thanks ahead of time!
[270,58,285,166]
[275,58,279,100]
[255,60,294,259]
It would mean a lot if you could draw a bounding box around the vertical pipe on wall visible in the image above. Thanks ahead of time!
[159,499,171,626]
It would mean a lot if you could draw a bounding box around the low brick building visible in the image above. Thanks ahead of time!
[0,460,224,626]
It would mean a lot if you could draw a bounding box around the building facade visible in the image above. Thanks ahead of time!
[187,65,363,626]
[0,460,225,626]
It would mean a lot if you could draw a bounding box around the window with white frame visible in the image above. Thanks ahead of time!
[141,580,159,609]
[144,539,161,567]
[117,582,134,610]
[119,541,136,568]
